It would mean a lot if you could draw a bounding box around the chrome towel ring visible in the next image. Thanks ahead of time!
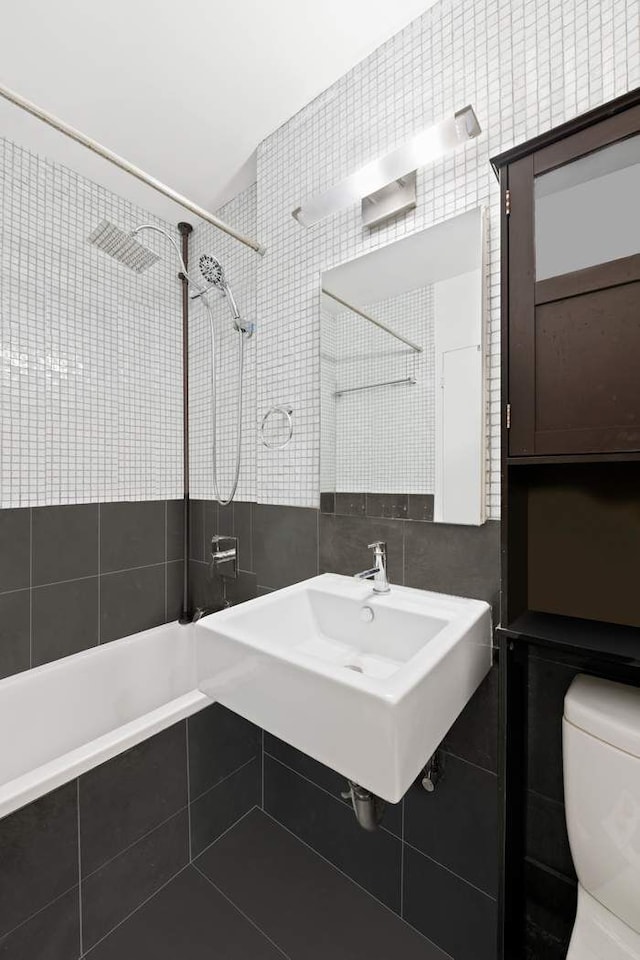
[261,404,293,449]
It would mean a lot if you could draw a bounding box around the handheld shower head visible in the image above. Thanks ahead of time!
[197,252,245,327]
[199,254,225,289]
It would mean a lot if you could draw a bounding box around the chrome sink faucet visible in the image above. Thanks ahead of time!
[354,541,390,593]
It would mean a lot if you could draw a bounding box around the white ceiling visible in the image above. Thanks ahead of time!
[0,0,439,228]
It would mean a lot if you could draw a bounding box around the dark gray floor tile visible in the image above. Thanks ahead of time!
[407,495,434,522]
[335,492,366,517]
[526,791,576,882]
[197,809,446,960]
[166,560,185,621]
[405,755,499,897]
[366,493,408,519]
[0,590,30,679]
[188,703,259,800]
[100,501,166,572]
[234,501,254,571]
[82,810,189,951]
[404,519,500,615]
[79,722,187,875]
[87,866,283,960]
[263,757,402,911]
[32,504,98,586]
[0,782,78,938]
[442,667,499,773]
[190,759,259,858]
[99,564,166,643]
[254,505,318,589]
[32,578,98,666]
[0,887,80,960]
[403,845,497,960]
[166,500,185,561]
[264,734,402,837]
[0,509,30,593]
[319,513,404,584]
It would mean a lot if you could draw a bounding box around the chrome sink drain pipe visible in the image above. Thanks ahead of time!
[342,782,386,832]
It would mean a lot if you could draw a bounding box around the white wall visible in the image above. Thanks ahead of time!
[0,138,183,508]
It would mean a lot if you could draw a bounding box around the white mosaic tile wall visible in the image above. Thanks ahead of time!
[0,138,183,507]
[255,0,640,514]
[188,185,257,502]
[321,287,435,494]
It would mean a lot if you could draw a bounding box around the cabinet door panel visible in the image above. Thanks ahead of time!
[534,280,640,454]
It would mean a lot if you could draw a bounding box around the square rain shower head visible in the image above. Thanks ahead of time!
[87,220,160,273]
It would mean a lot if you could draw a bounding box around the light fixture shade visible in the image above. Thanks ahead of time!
[292,105,481,229]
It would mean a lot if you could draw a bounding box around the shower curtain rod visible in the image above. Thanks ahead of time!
[0,82,266,255]
[321,287,422,354]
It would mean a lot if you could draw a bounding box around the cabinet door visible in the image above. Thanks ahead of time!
[508,105,640,456]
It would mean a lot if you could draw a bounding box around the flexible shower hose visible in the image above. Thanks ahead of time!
[130,225,245,506]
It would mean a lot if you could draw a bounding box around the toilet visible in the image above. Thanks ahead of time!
[564,674,640,959]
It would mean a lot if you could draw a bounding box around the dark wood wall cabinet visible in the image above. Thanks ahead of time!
[492,87,640,960]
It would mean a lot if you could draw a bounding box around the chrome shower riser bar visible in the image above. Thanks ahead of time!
[0,82,265,256]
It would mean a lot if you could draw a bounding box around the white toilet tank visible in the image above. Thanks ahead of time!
[564,674,640,958]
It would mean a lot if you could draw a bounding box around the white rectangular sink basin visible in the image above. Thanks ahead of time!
[195,574,492,802]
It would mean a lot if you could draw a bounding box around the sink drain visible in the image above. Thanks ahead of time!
[345,663,363,673]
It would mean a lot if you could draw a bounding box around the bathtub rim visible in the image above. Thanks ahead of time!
[0,622,213,820]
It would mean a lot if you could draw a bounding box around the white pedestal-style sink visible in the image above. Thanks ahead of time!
[195,574,492,803]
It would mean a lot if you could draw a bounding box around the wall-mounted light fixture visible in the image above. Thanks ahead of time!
[292,105,481,229]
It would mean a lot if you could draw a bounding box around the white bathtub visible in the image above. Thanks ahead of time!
[0,622,211,820]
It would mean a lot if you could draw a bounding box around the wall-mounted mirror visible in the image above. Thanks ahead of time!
[320,207,486,526]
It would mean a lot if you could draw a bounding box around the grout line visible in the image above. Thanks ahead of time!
[28,507,33,667]
[77,779,84,955]
[259,809,447,954]
[185,719,192,863]
[192,804,259,862]
[81,864,191,957]
[400,797,405,918]
[261,729,265,809]
[98,560,167,578]
[0,585,31,598]
[81,805,189,884]
[402,839,498,901]
[97,506,101,643]
[189,754,258,806]
[0,881,80,946]
[29,560,166,593]
[264,753,401,841]
[440,747,498,777]
[193,862,292,960]
[164,500,168,623]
